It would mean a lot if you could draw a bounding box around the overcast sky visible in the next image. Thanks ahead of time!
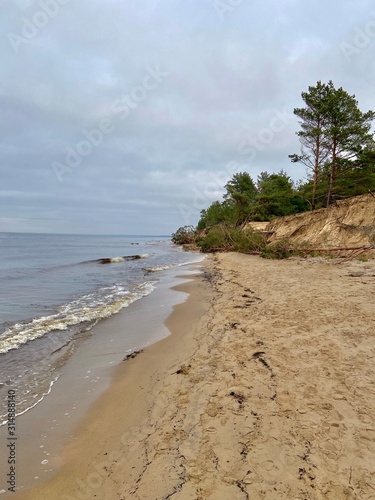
[1,0,374,235]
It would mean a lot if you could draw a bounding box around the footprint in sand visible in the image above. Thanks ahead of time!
[320,439,341,454]
[330,409,344,421]
[262,460,276,471]
[358,429,375,452]
[322,482,355,499]
[328,423,341,439]
[206,401,224,418]
[185,460,205,479]
[333,392,347,401]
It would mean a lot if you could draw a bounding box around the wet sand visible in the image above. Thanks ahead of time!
[13,253,375,499]
[1,265,202,497]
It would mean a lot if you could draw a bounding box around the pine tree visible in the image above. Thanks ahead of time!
[223,172,257,225]
[290,81,375,207]
[323,82,375,206]
[289,81,331,209]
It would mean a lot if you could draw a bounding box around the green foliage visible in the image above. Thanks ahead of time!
[197,224,267,253]
[358,256,368,262]
[290,80,375,208]
[297,148,375,208]
[174,82,375,258]
[197,201,227,230]
[196,171,310,231]
[230,227,267,253]
[197,225,228,252]
[253,171,309,219]
[261,240,294,259]
[223,172,258,226]
[171,225,196,245]
[224,172,257,202]
[343,149,375,195]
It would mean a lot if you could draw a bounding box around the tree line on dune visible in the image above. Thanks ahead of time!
[172,81,375,255]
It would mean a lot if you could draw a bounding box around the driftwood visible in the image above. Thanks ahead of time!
[301,245,374,252]
[296,245,375,263]
[205,246,374,262]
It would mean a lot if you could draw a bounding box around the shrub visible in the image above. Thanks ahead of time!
[261,240,294,259]
[197,226,228,252]
[230,227,267,253]
[197,225,267,253]
[171,226,196,245]
[358,256,368,262]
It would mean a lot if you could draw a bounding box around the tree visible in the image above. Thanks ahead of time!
[290,80,375,207]
[253,171,308,219]
[336,146,375,197]
[289,81,331,210]
[197,201,226,230]
[323,83,375,206]
[223,172,257,225]
[171,225,196,245]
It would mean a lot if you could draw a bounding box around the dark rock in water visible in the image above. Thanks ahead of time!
[123,349,143,361]
[98,255,143,264]
[99,258,113,264]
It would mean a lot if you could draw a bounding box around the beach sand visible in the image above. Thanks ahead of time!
[14,253,375,499]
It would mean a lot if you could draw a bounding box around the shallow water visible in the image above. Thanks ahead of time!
[0,262,203,496]
[0,233,203,424]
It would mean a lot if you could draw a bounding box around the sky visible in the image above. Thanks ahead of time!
[1,0,375,235]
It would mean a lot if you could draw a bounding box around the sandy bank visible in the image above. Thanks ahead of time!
[16,253,375,499]
[266,193,375,252]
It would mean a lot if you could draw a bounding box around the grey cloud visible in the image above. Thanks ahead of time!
[1,0,374,234]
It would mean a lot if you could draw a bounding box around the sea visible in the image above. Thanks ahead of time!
[0,232,204,426]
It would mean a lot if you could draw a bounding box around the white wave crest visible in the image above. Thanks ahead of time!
[0,282,157,354]
[144,265,171,273]
[0,375,60,427]
[109,257,124,263]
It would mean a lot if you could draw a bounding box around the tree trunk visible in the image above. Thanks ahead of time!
[312,148,319,210]
[327,139,337,207]
[312,117,322,211]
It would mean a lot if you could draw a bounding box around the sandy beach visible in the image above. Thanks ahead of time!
[14,252,375,500]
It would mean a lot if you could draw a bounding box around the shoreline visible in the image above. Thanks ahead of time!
[0,261,204,498]
[11,264,210,499]
[12,253,375,499]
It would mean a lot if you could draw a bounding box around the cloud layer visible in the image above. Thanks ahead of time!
[1,0,375,234]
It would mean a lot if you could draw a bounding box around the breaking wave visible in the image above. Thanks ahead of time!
[0,281,157,354]
[0,375,60,427]
[144,265,172,273]
[96,254,151,264]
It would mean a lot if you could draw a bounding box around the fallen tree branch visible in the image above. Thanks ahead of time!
[336,247,372,263]
[297,245,374,252]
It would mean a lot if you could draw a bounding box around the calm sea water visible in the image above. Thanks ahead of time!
[0,233,203,423]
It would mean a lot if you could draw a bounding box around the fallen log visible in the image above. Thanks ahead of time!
[302,245,374,252]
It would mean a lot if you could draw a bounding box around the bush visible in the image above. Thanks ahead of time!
[230,227,267,253]
[261,240,294,259]
[171,226,196,245]
[197,226,228,252]
[197,225,267,253]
